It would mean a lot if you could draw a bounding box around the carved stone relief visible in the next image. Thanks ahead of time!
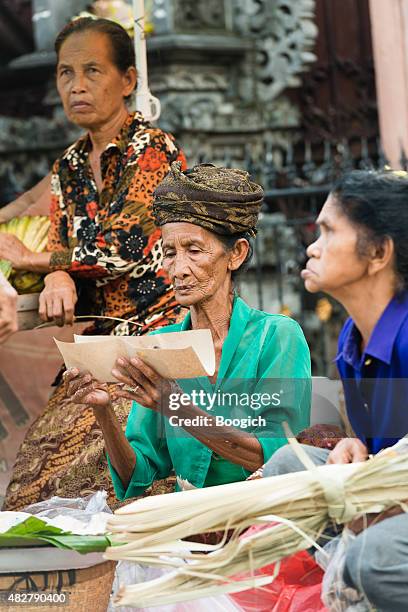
[149,0,230,33]
[2,0,318,180]
[148,0,317,165]
[173,0,228,31]
[233,0,318,101]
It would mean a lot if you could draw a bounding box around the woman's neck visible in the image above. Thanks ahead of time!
[88,107,129,155]
[332,276,396,350]
[190,290,235,345]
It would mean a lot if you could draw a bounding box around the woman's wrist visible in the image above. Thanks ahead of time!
[44,270,74,286]
[17,251,52,273]
[92,401,114,423]
[162,381,194,418]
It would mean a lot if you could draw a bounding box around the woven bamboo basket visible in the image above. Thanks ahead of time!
[0,560,116,612]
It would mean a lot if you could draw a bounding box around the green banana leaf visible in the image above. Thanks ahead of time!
[0,259,12,280]
[0,516,112,554]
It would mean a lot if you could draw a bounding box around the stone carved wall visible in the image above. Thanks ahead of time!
[148,0,317,165]
[173,0,228,31]
[0,0,317,194]
[0,0,374,375]
[233,0,317,101]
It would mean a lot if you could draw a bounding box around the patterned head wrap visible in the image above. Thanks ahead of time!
[153,162,264,237]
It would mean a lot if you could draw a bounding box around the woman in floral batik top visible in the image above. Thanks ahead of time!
[1,17,186,511]
[46,110,185,335]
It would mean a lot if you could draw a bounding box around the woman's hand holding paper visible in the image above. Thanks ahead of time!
[112,356,173,412]
[64,368,111,409]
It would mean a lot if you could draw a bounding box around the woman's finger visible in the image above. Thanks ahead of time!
[118,358,157,397]
[72,384,110,407]
[114,359,150,390]
[63,368,81,383]
[41,295,52,322]
[114,389,154,410]
[129,357,161,385]
[111,368,142,390]
[72,382,99,403]
[46,296,54,322]
[38,293,47,322]
[62,289,76,325]
[128,358,171,404]
[46,296,57,322]
[51,296,64,327]
[113,390,137,402]
[66,373,92,397]
[66,371,91,391]
[63,302,75,326]
[81,389,109,406]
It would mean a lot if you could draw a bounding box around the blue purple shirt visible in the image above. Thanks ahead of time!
[336,291,408,454]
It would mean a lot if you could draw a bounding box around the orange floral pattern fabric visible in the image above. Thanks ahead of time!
[3,114,186,510]
[47,111,187,335]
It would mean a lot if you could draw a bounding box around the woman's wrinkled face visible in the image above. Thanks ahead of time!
[161,223,234,307]
[56,31,136,130]
[301,194,368,295]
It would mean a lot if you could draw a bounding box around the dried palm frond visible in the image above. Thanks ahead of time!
[105,441,408,607]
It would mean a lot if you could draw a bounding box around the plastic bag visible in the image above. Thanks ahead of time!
[23,490,111,535]
[315,530,370,612]
[230,550,326,612]
[109,562,244,612]
[227,522,326,612]
[109,563,178,612]
[24,490,111,518]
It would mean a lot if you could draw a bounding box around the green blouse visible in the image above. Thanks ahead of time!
[108,296,311,499]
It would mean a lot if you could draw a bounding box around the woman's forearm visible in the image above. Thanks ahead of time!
[166,403,263,472]
[0,173,51,222]
[18,251,52,273]
[93,404,136,489]
[0,197,30,222]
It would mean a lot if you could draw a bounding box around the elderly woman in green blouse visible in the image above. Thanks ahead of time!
[65,163,311,498]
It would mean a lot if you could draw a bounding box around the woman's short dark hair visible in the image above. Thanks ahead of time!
[217,232,254,281]
[55,17,136,74]
[331,169,408,290]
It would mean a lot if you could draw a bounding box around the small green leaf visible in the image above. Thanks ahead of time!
[0,517,112,554]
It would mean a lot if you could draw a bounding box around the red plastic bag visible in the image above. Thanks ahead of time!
[229,524,327,612]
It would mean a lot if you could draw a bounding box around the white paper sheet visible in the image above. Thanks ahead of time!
[55,330,215,381]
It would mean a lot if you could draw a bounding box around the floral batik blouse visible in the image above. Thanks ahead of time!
[47,111,187,335]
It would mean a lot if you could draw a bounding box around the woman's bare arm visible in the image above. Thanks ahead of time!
[177,405,263,472]
[93,402,136,488]
[64,369,136,489]
[0,173,51,222]
[114,358,265,473]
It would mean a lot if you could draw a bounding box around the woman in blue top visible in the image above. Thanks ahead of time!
[65,163,311,499]
[263,169,408,612]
